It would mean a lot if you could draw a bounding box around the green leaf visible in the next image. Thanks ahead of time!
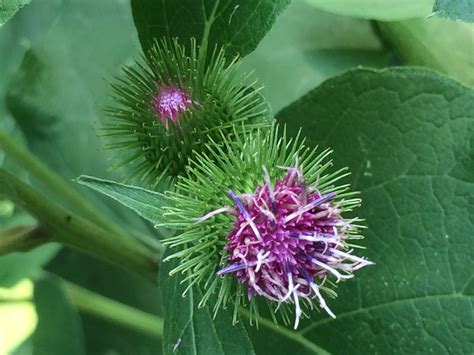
[242,0,389,112]
[33,276,86,355]
[0,245,57,287]
[433,0,474,22]
[378,17,474,87]
[77,175,167,226]
[131,0,290,58]
[160,254,255,355]
[304,0,433,20]
[277,67,474,353]
[0,0,30,26]
[46,253,163,355]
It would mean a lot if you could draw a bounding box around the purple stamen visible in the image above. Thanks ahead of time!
[229,189,262,240]
[284,192,337,223]
[228,190,251,220]
[217,263,247,276]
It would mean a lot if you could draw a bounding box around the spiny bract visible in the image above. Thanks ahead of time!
[160,124,373,328]
[104,38,269,187]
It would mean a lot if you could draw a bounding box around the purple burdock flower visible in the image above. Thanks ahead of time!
[152,85,192,128]
[201,164,373,329]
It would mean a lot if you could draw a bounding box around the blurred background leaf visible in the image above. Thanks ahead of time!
[32,275,86,355]
[433,0,474,22]
[304,0,434,21]
[0,279,37,354]
[378,18,474,87]
[242,0,390,112]
[0,0,31,26]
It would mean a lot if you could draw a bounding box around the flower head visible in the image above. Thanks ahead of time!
[160,125,373,328]
[104,39,270,186]
[152,85,193,127]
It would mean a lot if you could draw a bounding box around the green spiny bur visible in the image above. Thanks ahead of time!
[104,38,271,187]
[159,124,372,327]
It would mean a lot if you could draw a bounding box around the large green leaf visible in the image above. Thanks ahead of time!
[33,276,86,355]
[242,0,389,112]
[304,0,433,20]
[131,0,290,58]
[379,17,474,87]
[160,255,255,355]
[276,68,474,353]
[433,0,474,22]
[0,0,30,26]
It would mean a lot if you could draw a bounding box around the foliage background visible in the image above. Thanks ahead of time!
[0,0,473,354]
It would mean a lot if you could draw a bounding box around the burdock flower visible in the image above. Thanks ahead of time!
[160,124,373,328]
[104,39,269,186]
[152,85,193,127]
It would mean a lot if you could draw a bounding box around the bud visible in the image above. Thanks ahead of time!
[104,39,269,186]
[152,85,193,128]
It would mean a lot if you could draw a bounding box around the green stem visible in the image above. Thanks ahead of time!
[0,168,160,283]
[0,224,50,256]
[62,279,163,339]
[0,130,123,236]
[239,308,331,355]
[198,0,220,73]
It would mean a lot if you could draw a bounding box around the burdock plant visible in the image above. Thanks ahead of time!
[159,124,373,328]
[104,39,270,186]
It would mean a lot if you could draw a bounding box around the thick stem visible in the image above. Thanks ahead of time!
[0,130,125,237]
[0,168,160,283]
[0,224,50,256]
[62,279,163,339]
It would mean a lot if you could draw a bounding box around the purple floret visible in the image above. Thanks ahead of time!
[152,85,192,128]
[200,165,373,328]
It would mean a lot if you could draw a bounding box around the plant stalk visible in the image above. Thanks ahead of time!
[0,168,160,283]
[0,224,50,256]
[62,279,163,339]
[0,130,127,238]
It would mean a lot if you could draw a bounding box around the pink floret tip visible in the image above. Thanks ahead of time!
[152,85,193,128]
